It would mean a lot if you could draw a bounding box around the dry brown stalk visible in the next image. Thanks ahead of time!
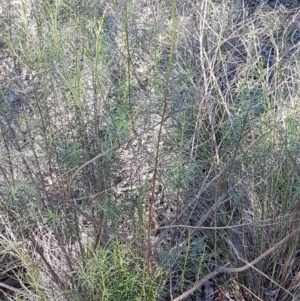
[172,225,300,301]
[0,281,39,301]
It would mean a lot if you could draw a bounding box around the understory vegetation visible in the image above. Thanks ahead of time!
[0,0,300,300]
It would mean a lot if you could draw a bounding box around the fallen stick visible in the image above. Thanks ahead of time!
[172,225,300,301]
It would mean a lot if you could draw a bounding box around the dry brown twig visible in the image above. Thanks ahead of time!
[0,282,39,301]
[171,225,300,301]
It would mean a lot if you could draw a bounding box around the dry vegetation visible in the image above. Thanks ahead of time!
[0,0,300,300]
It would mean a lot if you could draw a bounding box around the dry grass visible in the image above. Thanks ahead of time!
[0,0,300,300]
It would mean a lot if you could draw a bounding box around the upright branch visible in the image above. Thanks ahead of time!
[146,0,177,276]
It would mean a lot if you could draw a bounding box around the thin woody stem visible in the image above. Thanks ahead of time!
[172,225,300,301]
